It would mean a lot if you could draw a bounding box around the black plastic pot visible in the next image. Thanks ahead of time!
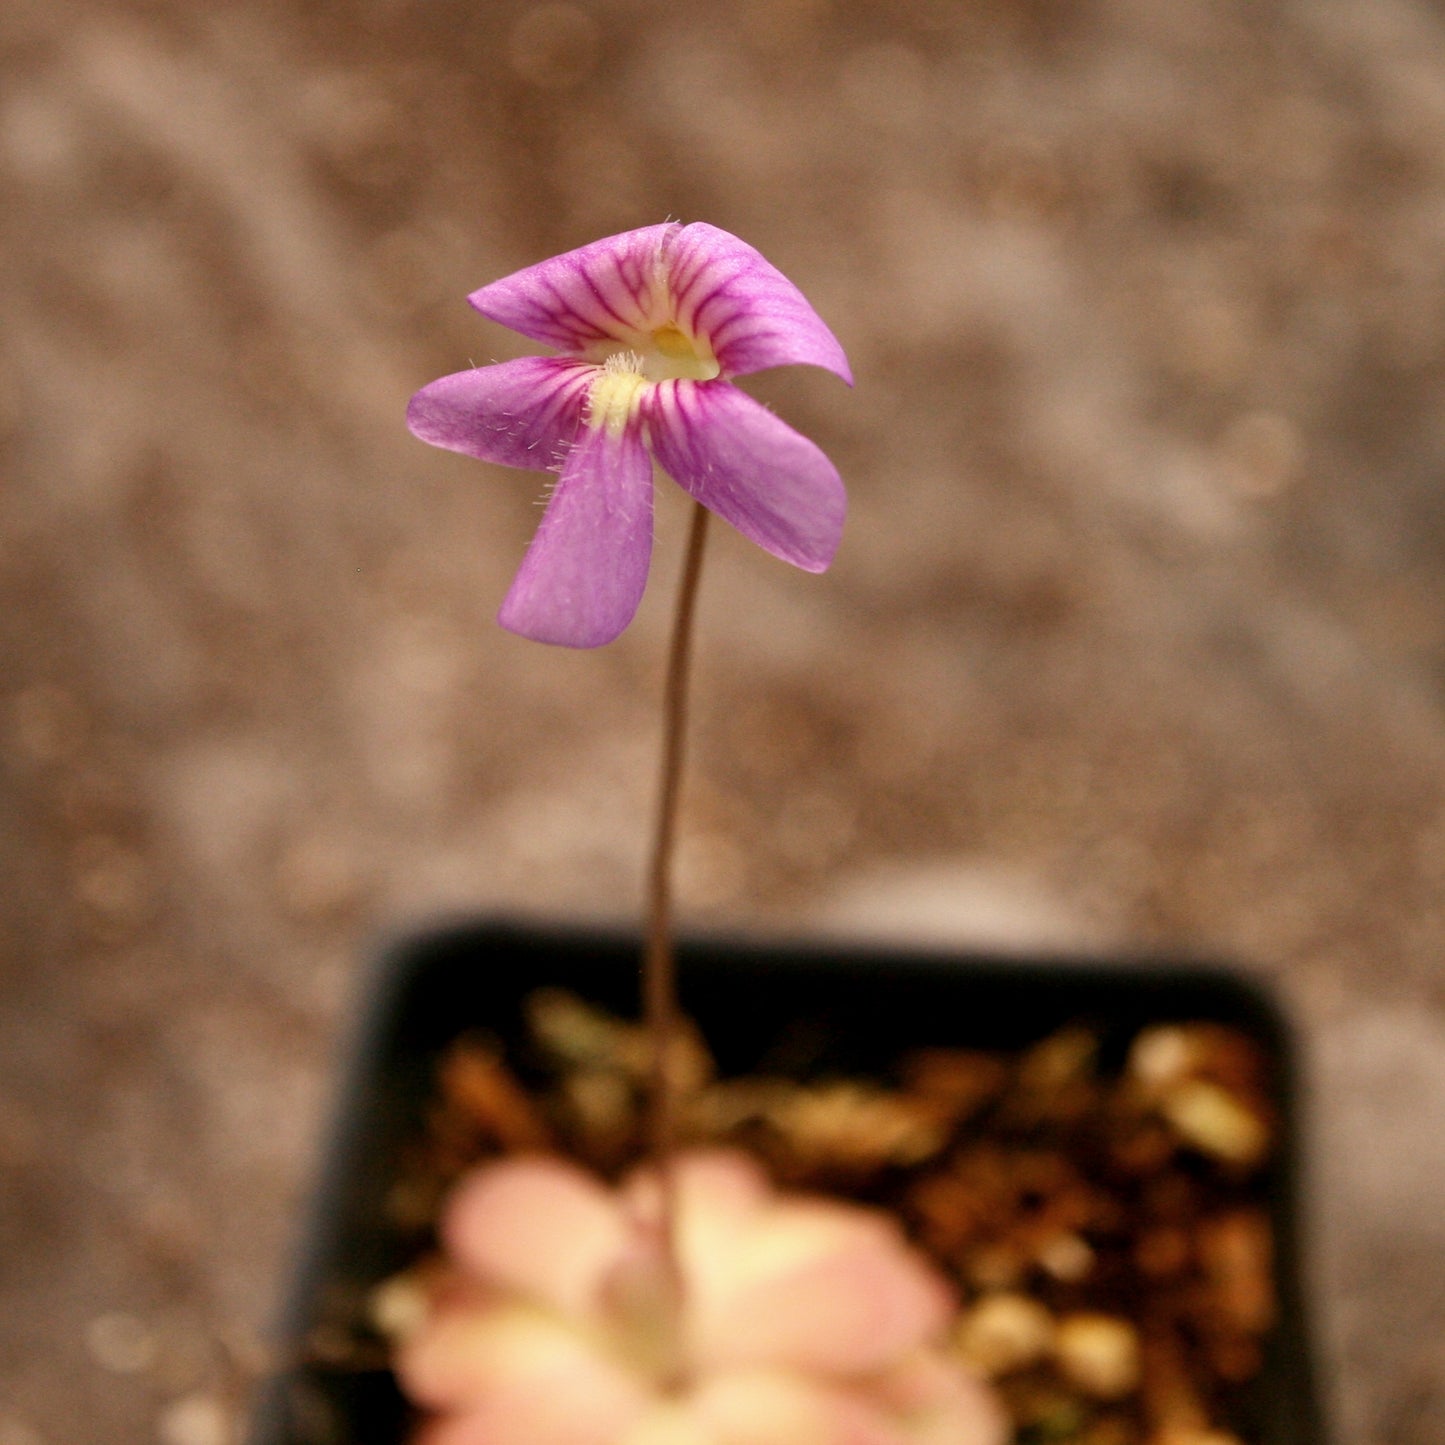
[250,919,1326,1445]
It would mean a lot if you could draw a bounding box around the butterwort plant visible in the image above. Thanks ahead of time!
[406,222,852,648]
[401,225,1006,1445]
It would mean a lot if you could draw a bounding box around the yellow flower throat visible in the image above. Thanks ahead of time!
[586,324,721,434]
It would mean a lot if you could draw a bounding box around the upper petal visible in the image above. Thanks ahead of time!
[498,417,655,647]
[442,1155,628,1321]
[472,225,679,353]
[407,357,592,471]
[645,381,845,573]
[663,223,852,384]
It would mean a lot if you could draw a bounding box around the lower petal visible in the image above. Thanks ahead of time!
[645,382,845,572]
[407,357,592,471]
[498,422,654,647]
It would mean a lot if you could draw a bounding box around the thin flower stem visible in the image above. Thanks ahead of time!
[642,498,709,1334]
[645,498,709,1161]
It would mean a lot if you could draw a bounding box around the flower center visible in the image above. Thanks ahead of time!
[587,352,650,435]
[585,325,720,436]
[588,322,721,396]
[644,324,720,382]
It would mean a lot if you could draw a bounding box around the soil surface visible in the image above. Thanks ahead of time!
[3,1,1445,1441]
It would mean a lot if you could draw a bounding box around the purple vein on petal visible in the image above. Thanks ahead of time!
[540,277,614,345]
[497,421,655,648]
[577,266,637,337]
[645,380,846,573]
[661,224,853,385]
[472,225,679,354]
[406,357,593,472]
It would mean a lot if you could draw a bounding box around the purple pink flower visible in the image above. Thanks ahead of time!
[407,223,852,647]
[387,1149,1008,1445]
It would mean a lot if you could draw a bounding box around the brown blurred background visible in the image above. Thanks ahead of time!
[3,0,1445,1440]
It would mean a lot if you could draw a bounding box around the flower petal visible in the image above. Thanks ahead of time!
[663,223,852,384]
[400,1300,649,1445]
[498,418,654,647]
[645,382,845,572]
[407,357,592,471]
[442,1155,628,1320]
[472,225,678,353]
